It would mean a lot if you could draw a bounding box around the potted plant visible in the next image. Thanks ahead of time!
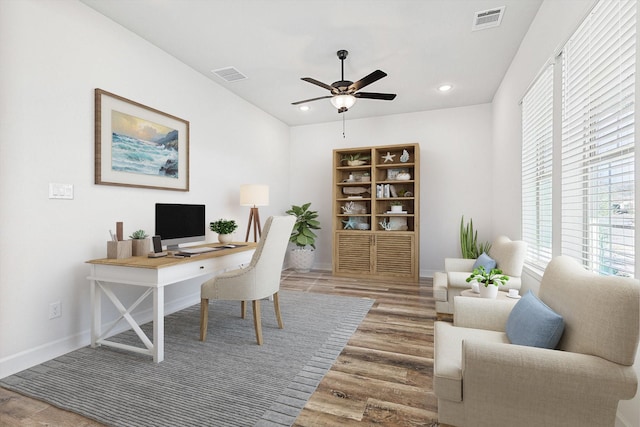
[460,215,491,259]
[285,203,321,272]
[340,153,370,166]
[210,219,238,244]
[390,201,404,213]
[129,229,150,256]
[466,266,509,299]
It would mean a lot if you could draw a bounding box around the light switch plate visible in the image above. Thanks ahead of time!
[49,183,73,199]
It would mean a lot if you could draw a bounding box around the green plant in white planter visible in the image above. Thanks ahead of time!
[466,266,509,299]
[285,203,321,272]
[210,219,238,244]
[129,229,150,256]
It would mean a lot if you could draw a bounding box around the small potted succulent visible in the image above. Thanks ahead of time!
[390,201,404,213]
[466,266,509,299]
[129,229,150,256]
[340,153,370,166]
[209,219,238,244]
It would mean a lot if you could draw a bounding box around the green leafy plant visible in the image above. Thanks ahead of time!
[209,219,238,235]
[466,266,510,287]
[460,216,491,259]
[390,201,403,206]
[340,153,370,164]
[129,230,148,239]
[286,203,321,249]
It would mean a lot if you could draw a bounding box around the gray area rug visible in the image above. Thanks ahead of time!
[2,291,374,427]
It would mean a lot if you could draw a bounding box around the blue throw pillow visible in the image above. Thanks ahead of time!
[506,291,565,349]
[473,252,496,272]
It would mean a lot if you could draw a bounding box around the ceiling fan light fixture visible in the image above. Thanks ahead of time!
[330,94,356,110]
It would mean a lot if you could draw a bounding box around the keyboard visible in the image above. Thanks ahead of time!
[178,246,216,254]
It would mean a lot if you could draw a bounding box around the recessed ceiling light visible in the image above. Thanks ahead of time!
[299,105,310,111]
[438,84,453,92]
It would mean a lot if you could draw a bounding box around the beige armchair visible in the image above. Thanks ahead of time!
[434,256,640,427]
[434,235,526,314]
[200,215,296,344]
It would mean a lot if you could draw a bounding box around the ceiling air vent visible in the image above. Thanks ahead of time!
[212,66,247,82]
[472,6,505,31]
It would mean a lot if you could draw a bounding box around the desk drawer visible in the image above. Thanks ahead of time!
[157,251,253,285]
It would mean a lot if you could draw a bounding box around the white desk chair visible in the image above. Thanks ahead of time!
[199,215,296,345]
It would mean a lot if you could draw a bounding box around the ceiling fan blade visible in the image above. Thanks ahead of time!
[348,70,387,92]
[355,92,397,100]
[291,95,332,105]
[301,77,337,93]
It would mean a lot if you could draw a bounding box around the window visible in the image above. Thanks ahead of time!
[522,65,554,270]
[521,0,636,276]
[561,0,636,276]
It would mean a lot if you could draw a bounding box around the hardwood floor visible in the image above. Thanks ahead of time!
[0,270,443,426]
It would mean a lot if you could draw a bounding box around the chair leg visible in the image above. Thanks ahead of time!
[200,298,209,341]
[241,300,247,319]
[273,292,284,329]
[252,299,263,345]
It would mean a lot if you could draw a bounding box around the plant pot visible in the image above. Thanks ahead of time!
[390,205,403,213]
[479,284,499,299]
[290,247,315,273]
[218,233,233,244]
[131,238,150,256]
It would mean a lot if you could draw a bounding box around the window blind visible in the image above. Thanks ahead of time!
[561,0,636,276]
[522,64,554,270]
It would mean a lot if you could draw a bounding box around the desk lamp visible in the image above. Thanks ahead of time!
[240,184,269,242]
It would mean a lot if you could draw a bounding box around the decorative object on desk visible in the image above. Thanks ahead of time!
[466,265,509,299]
[340,153,369,166]
[210,219,238,244]
[129,229,150,256]
[400,149,410,163]
[382,151,396,163]
[107,240,132,259]
[460,215,492,259]
[286,203,321,272]
[94,89,189,191]
[240,184,269,242]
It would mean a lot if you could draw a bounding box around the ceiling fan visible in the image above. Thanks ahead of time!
[292,50,396,113]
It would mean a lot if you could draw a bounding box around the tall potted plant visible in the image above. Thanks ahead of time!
[460,215,491,259]
[285,203,321,272]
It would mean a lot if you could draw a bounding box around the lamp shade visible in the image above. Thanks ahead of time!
[240,184,269,207]
[330,94,356,110]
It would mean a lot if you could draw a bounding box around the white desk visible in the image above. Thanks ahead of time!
[87,243,256,363]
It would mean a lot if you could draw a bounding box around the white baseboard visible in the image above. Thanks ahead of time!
[0,291,200,379]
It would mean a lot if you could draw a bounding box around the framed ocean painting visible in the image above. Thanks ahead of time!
[95,89,189,191]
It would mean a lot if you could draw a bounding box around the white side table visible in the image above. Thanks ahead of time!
[460,289,519,303]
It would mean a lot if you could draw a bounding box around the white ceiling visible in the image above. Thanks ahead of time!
[80,0,542,127]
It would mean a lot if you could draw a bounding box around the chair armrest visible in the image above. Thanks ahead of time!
[453,297,514,331]
[463,340,638,408]
[445,258,476,273]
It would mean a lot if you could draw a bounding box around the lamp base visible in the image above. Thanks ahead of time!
[245,207,262,242]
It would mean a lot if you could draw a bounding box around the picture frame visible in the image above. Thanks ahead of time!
[95,89,190,191]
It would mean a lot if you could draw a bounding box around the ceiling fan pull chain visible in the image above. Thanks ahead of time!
[342,114,346,138]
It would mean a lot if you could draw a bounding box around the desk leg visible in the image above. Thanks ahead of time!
[153,287,164,363]
[90,276,100,348]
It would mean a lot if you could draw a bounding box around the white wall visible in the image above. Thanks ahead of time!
[0,0,290,377]
[289,104,494,276]
[492,1,639,425]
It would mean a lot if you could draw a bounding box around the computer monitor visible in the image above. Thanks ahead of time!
[155,203,206,251]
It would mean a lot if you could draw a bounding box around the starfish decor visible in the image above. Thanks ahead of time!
[382,152,396,163]
[342,217,357,230]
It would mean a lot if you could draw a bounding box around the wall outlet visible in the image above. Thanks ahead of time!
[49,301,61,319]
